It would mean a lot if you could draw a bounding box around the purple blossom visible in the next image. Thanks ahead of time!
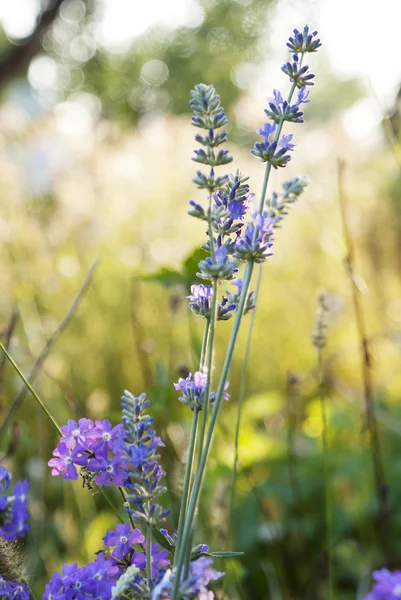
[0,466,11,492]
[89,453,128,487]
[48,442,79,480]
[0,576,30,600]
[43,554,119,600]
[60,418,94,449]
[103,523,145,559]
[257,121,276,142]
[49,419,128,487]
[363,569,401,600]
[152,557,223,599]
[0,480,30,540]
[279,134,295,152]
[88,420,124,454]
[132,543,170,580]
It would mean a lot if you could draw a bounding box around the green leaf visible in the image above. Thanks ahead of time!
[138,268,184,288]
[207,551,244,558]
[182,247,207,285]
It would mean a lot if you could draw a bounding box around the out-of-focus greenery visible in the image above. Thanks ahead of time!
[2,1,401,599]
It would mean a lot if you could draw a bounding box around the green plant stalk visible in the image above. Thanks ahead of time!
[227,263,262,547]
[173,409,200,567]
[196,280,218,471]
[172,285,218,582]
[146,523,153,586]
[318,350,334,600]
[174,321,210,567]
[172,262,254,600]
[0,342,62,436]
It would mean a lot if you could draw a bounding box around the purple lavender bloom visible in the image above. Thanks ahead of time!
[174,371,208,412]
[286,25,322,54]
[152,557,223,599]
[0,576,30,600]
[279,134,295,152]
[257,121,276,142]
[0,466,11,492]
[187,284,236,321]
[363,569,401,600]
[48,442,79,481]
[103,523,145,559]
[43,555,120,600]
[234,214,275,263]
[174,372,229,410]
[197,245,237,281]
[89,453,128,487]
[187,284,213,319]
[281,58,315,88]
[264,90,304,124]
[0,478,30,541]
[132,543,170,580]
[60,418,94,449]
[127,443,155,469]
[88,420,124,454]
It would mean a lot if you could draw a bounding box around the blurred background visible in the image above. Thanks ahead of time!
[1,0,401,597]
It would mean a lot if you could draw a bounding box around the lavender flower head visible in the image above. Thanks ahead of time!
[0,466,30,541]
[174,371,229,412]
[251,26,320,167]
[152,557,224,600]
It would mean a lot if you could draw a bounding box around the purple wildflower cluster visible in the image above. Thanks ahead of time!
[0,575,30,600]
[43,552,119,600]
[0,465,29,541]
[42,390,223,599]
[48,418,126,487]
[363,569,401,600]
[174,371,229,412]
[187,279,254,321]
[152,557,224,599]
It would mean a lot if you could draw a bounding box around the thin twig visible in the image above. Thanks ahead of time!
[312,292,334,600]
[0,258,99,441]
[337,160,388,551]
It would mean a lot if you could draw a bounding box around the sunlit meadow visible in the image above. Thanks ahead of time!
[1,1,401,599]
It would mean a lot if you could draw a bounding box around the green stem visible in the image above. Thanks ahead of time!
[227,263,263,547]
[199,321,210,369]
[173,410,199,567]
[173,321,209,569]
[196,280,218,471]
[318,351,334,600]
[0,342,62,436]
[146,523,153,586]
[172,262,254,599]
